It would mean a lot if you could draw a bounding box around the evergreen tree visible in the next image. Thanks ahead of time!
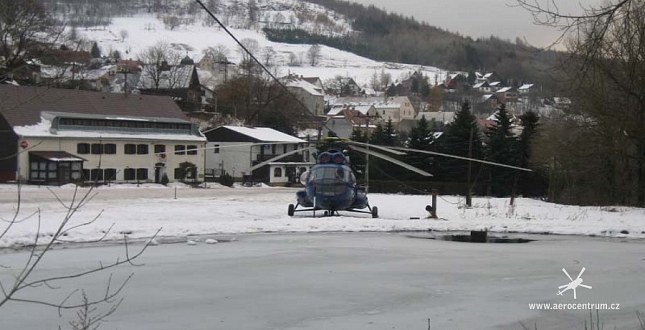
[516,111,544,196]
[404,115,435,177]
[517,111,539,169]
[369,123,387,145]
[485,103,517,196]
[348,128,367,181]
[91,42,101,58]
[384,119,397,146]
[438,101,483,182]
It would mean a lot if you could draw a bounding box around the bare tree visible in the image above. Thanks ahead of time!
[162,16,180,30]
[0,0,65,80]
[287,52,299,66]
[137,41,183,91]
[516,0,645,205]
[119,29,129,42]
[307,44,322,66]
[237,38,259,74]
[262,46,277,67]
[0,182,159,321]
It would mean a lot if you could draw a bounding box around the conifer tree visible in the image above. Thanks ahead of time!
[485,103,517,196]
[348,128,367,180]
[405,115,435,176]
[384,119,397,146]
[438,101,483,181]
[369,123,387,145]
[91,42,101,58]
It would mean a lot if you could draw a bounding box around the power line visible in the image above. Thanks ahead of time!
[194,0,337,137]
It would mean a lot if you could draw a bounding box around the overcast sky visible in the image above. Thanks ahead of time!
[348,0,603,48]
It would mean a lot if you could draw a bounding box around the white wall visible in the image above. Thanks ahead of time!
[17,137,206,182]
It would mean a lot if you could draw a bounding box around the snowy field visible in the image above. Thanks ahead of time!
[1,183,644,248]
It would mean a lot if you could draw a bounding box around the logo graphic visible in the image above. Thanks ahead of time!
[557,267,592,299]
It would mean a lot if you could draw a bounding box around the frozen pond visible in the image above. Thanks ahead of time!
[2,232,645,330]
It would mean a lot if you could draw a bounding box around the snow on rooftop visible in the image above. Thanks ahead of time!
[223,126,305,143]
[286,79,323,96]
[14,117,206,142]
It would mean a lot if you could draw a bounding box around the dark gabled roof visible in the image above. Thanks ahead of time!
[0,85,188,127]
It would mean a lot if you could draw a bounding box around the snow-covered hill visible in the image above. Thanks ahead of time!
[72,3,448,90]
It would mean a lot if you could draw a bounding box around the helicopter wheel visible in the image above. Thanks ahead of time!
[324,211,330,217]
[288,204,295,216]
[371,206,378,218]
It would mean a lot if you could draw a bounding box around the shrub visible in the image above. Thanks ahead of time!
[219,172,234,187]
[160,173,169,186]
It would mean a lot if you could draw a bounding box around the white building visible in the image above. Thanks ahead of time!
[0,85,206,184]
[203,126,314,185]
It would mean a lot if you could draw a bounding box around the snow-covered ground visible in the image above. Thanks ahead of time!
[1,184,644,248]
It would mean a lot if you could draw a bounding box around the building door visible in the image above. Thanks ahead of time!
[154,163,165,183]
[58,163,71,183]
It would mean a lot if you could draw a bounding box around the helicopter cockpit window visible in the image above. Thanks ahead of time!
[310,167,350,181]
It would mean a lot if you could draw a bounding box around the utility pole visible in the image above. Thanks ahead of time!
[365,116,370,193]
[466,127,473,207]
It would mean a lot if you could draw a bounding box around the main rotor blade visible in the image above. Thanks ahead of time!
[350,146,433,177]
[562,268,573,282]
[249,146,316,171]
[576,267,586,280]
[345,141,407,155]
[389,147,533,172]
[579,284,592,289]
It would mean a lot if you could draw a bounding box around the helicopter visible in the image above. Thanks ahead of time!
[287,143,434,218]
[288,149,378,218]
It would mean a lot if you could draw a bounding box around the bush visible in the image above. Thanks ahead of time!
[160,173,169,186]
[219,172,234,187]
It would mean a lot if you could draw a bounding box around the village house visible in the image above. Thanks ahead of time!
[495,87,519,103]
[136,64,202,112]
[0,85,206,185]
[284,75,325,117]
[331,96,415,127]
[202,126,314,185]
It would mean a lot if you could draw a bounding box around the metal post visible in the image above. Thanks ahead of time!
[466,127,473,207]
[174,187,177,200]
[431,189,438,218]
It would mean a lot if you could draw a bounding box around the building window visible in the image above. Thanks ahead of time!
[137,144,149,155]
[175,145,186,155]
[91,143,103,155]
[124,168,136,180]
[274,167,282,178]
[213,144,219,154]
[283,144,287,153]
[174,167,184,180]
[71,163,82,180]
[187,145,198,155]
[136,168,148,180]
[82,169,90,181]
[104,168,116,181]
[90,168,104,181]
[104,144,117,154]
[77,143,90,154]
[154,144,166,154]
[124,144,136,155]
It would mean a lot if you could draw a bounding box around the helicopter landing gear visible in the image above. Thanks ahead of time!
[288,204,295,216]
[371,206,378,218]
